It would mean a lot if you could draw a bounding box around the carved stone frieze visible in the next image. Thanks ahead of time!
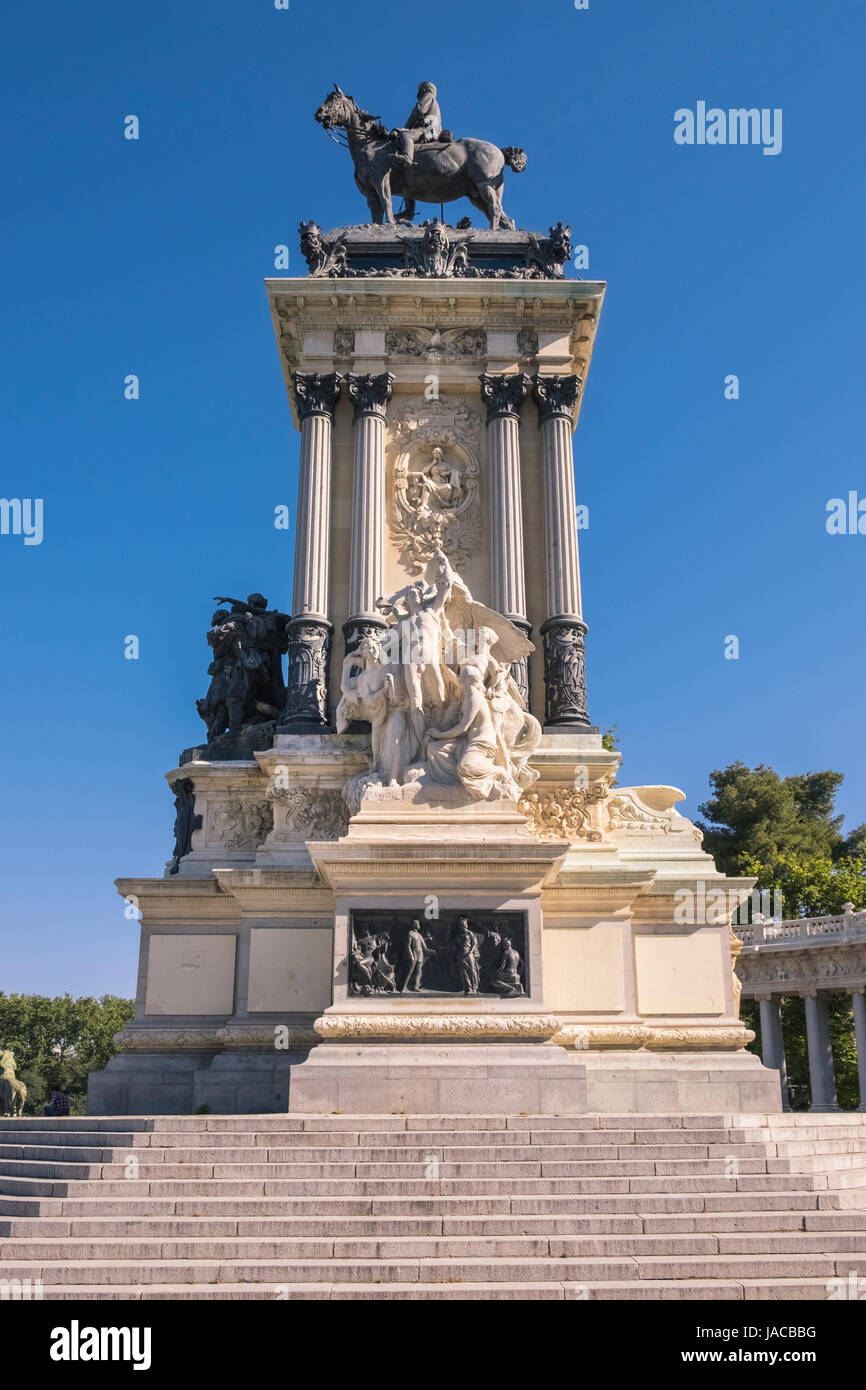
[390,395,483,449]
[210,797,273,849]
[516,328,539,359]
[737,941,866,994]
[333,327,355,358]
[518,783,607,842]
[385,326,486,361]
[266,784,350,841]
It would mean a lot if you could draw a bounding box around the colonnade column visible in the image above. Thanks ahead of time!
[852,989,866,1113]
[803,991,840,1113]
[281,372,342,731]
[344,372,394,653]
[479,372,531,705]
[532,373,593,730]
[757,993,790,1111]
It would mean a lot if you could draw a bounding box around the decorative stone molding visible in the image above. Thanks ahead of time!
[115,1028,223,1051]
[281,619,332,729]
[541,617,590,726]
[217,1025,319,1049]
[266,783,350,841]
[333,327,355,358]
[391,396,483,450]
[532,372,581,424]
[314,1013,560,1040]
[646,1026,754,1050]
[516,328,539,359]
[346,371,394,420]
[551,1023,754,1051]
[115,1025,319,1051]
[518,783,607,842]
[210,797,273,850]
[606,786,703,841]
[479,371,531,422]
[291,370,342,421]
[552,1024,651,1049]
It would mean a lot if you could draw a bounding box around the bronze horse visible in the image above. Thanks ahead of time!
[315,86,526,229]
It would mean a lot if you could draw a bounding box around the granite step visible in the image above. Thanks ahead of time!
[2,1112,866,1299]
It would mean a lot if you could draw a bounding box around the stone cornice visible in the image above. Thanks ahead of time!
[267,276,605,433]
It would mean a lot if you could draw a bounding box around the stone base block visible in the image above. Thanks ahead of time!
[87,1048,313,1116]
[86,1052,215,1116]
[287,1045,783,1116]
[287,1043,586,1114]
[578,1051,783,1115]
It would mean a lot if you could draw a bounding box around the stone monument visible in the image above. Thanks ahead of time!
[88,85,781,1116]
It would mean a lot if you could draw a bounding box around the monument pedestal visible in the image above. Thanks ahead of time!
[89,225,782,1117]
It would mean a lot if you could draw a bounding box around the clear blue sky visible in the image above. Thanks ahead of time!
[1,0,864,995]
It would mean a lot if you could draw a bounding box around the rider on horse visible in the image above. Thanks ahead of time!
[391,82,443,170]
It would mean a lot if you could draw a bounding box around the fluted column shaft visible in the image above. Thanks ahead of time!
[758,995,790,1111]
[281,372,342,731]
[532,374,593,729]
[293,411,333,623]
[480,373,531,706]
[541,413,583,619]
[345,372,393,651]
[804,992,840,1113]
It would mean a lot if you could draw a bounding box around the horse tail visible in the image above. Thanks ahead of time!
[501,146,527,173]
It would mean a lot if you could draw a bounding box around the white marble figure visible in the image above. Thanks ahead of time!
[348,550,542,803]
[335,633,419,785]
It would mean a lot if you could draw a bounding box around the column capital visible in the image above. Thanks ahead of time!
[479,371,531,423]
[292,371,342,422]
[347,371,394,420]
[532,372,582,425]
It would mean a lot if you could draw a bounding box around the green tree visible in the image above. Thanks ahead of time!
[0,994,133,1115]
[698,763,846,875]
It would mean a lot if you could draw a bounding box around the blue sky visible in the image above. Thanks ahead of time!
[1,0,864,995]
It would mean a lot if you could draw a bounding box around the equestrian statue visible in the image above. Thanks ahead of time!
[314,82,527,229]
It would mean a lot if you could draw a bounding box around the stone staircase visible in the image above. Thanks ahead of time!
[2,1112,866,1300]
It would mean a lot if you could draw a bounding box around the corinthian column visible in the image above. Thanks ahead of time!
[344,372,394,653]
[281,372,341,731]
[532,373,593,730]
[479,372,531,705]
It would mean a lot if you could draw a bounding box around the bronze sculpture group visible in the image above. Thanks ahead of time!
[349,917,526,997]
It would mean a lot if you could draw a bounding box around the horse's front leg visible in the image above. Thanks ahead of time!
[374,172,395,225]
